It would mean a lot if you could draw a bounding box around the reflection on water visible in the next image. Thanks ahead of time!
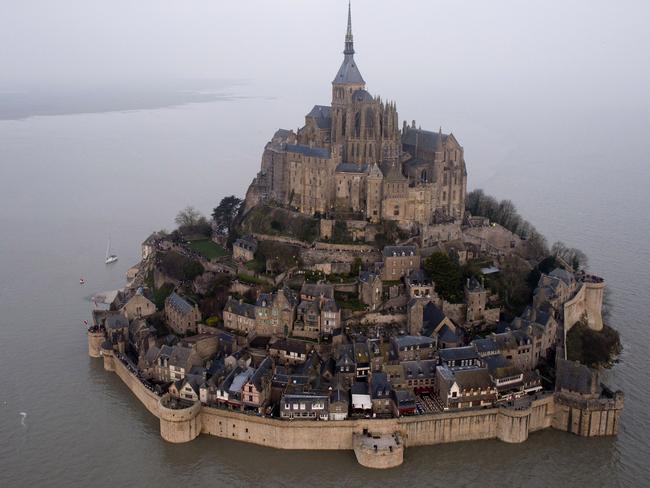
[0,86,648,487]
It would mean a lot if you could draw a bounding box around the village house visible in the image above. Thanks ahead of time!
[358,271,383,310]
[224,288,299,337]
[216,366,255,409]
[329,387,350,420]
[280,392,329,420]
[464,277,500,325]
[435,366,497,411]
[232,236,257,262]
[369,372,396,418]
[405,269,434,299]
[484,355,542,402]
[401,359,437,394]
[391,335,436,361]
[164,292,201,335]
[393,389,417,416]
[241,357,273,411]
[293,296,340,340]
[269,338,311,366]
[381,245,420,281]
[438,346,483,370]
[121,289,156,320]
[223,297,256,334]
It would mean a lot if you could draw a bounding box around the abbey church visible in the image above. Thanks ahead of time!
[246,4,467,227]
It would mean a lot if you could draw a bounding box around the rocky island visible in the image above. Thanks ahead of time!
[87,4,623,469]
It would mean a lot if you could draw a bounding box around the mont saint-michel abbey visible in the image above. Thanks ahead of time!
[247,4,467,226]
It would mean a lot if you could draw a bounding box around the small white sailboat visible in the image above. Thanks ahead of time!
[105,237,118,264]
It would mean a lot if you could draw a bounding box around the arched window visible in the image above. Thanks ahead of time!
[354,112,361,137]
[421,170,427,182]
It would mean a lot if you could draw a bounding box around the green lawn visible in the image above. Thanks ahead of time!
[188,239,228,260]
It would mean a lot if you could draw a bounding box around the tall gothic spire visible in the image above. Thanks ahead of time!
[344,1,354,55]
[332,1,364,85]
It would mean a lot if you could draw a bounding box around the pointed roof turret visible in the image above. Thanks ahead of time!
[333,2,365,85]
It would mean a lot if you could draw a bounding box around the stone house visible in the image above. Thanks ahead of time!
[336,346,356,387]
[435,366,497,410]
[241,357,273,411]
[401,359,437,394]
[464,277,499,325]
[353,341,371,379]
[369,372,396,418]
[484,355,542,402]
[329,388,349,420]
[223,297,256,334]
[164,292,201,335]
[381,245,420,281]
[232,236,257,262]
[269,338,311,366]
[121,290,156,320]
[169,377,201,402]
[300,283,335,302]
[293,296,340,339]
[358,271,383,310]
[438,346,483,370]
[216,366,255,409]
[393,389,416,416]
[146,344,202,383]
[405,269,434,299]
[280,393,329,420]
[391,335,436,362]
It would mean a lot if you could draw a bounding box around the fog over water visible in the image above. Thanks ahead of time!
[1,1,649,486]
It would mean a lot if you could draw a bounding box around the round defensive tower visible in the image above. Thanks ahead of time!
[101,341,115,372]
[497,406,531,443]
[158,394,202,443]
[87,330,105,358]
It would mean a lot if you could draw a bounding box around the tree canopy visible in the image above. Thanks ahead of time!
[423,252,464,303]
[550,241,589,270]
[174,206,211,237]
[212,195,243,236]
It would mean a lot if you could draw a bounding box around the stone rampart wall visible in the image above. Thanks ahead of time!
[103,354,616,455]
[564,282,605,332]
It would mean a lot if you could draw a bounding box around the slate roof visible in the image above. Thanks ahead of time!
[556,359,597,395]
[234,236,257,253]
[352,89,373,103]
[336,162,368,173]
[402,128,448,151]
[359,270,379,284]
[248,356,273,391]
[484,355,521,380]
[383,245,417,258]
[106,312,128,330]
[306,105,332,129]
[225,297,256,319]
[301,283,335,300]
[392,335,435,350]
[168,345,195,370]
[333,54,365,85]
[402,359,437,380]
[285,144,330,159]
[407,268,432,285]
[166,292,194,316]
[423,302,448,331]
[438,346,479,363]
[453,368,493,390]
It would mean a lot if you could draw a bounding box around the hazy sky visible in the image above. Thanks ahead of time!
[2,0,649,110]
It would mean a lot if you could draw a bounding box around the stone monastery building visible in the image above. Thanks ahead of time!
[246,3,468,225]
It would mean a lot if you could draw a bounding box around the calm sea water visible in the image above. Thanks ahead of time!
[0,84,648,487]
